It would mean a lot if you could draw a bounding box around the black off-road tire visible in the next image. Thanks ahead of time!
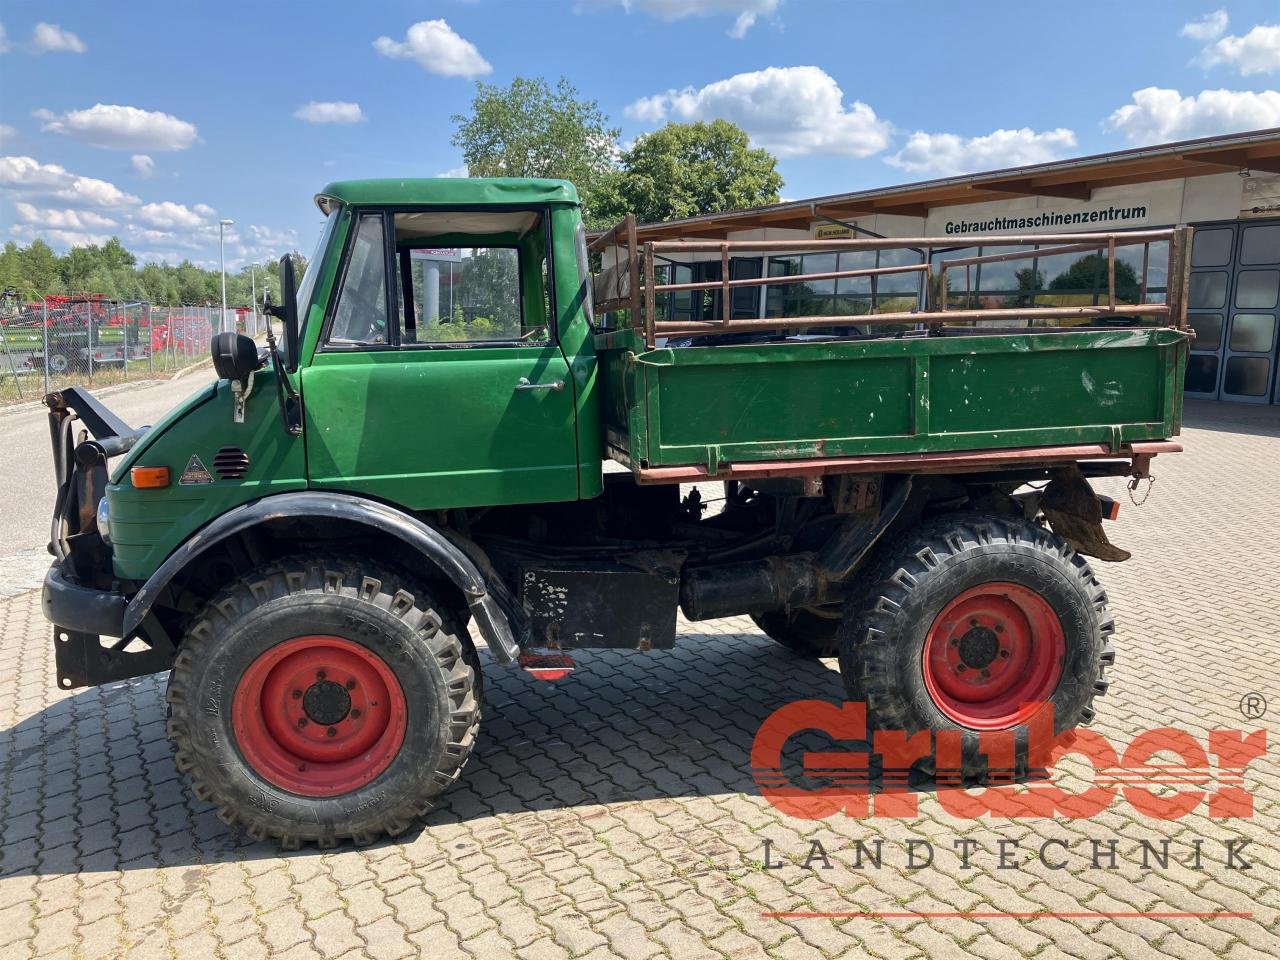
[751,605,842,658]
[165,556,482,848]
[838,514,1114,781]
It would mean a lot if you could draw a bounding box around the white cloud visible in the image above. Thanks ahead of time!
[373,20,491,78]
[14,203,117,230]
[138,201,210,229]
[625,65,890,158]
[11,224,111,248]
[1105,86,1280,143]
[1181,9,1228,42]
[581,1,780,38]
[1195,24,1280,75]
[31,22,86,54]
[131,154,155,177]
[0,155,140,207]
[0,23,10,54]
[38,103,198,151]
[294,101,366,124]
[244,224,299,249]
[0,154,301,262]
[436,164,469,178]
[886,127,1078,177]
[0,124,16,146]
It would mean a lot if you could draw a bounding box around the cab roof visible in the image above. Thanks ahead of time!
[316,177,580,214]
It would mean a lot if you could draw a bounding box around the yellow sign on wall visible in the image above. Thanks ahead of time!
[814,222,855,239]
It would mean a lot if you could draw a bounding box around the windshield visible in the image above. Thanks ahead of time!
[290,207,341,356]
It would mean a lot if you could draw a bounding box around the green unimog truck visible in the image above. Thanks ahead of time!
[42,177,1190,846]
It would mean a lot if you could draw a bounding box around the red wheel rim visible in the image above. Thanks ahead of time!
[231,636,407,797]
[922,582,1065,730]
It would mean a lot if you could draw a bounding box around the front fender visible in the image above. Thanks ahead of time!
[121,491,521,661]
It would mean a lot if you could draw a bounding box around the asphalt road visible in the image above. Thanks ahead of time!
[0,370,214,596]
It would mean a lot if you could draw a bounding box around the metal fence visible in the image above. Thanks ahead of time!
[0,301,261,405]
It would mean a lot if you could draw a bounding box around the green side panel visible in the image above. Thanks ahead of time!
[656,356,914,448]
[930,347,1164,433]
[108,368,308,581]
[617,328,1188,468]
[301,345,580,510]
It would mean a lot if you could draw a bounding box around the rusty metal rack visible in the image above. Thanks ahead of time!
[591,225,1192,349]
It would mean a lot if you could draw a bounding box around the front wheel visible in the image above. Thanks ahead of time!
[838,514,1113,778]
[166,556,481,847]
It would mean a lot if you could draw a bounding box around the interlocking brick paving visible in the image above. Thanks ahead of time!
[1,400,1277,959]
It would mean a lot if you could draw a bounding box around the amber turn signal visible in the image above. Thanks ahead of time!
[131,466,170,489]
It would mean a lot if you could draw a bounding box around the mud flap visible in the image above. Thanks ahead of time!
[1040,465,1131,562]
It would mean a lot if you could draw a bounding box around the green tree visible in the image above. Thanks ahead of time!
[598,120,783,225]
[451,77,621,226]
[19,239,62,296]
[1047,254,1141,303]
[1002,266,1046,308]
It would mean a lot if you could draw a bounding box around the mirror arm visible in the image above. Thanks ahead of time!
[261,294,302,437]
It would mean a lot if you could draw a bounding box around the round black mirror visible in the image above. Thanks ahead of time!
[211,331,259,382]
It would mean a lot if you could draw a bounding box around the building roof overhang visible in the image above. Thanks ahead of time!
[603,128,1280,242]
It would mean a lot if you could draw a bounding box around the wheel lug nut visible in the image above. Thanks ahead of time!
[316,670,326,680]
[994,625,1004,634]
[1000,650,1010,659]
[327,727,337,737]
[981,669,990,678]
[297,717,308,728]
[291,689,302,699]
[346,679,356,690]
[969,618,979,627]
[957,664,967,673]
[351,708,362,719]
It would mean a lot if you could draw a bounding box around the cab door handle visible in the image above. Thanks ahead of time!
[515,377,565,392]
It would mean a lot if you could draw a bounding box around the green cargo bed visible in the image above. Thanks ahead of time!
[597,326,1189,481]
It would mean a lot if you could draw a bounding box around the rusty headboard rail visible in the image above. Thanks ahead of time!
[592,226,1191,349]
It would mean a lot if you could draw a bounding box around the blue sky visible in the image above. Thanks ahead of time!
[2,1,1279,269]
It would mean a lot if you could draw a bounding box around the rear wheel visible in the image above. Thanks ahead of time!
[166,556,481,847]
[751,605,842,658]
[838,514,1113,779]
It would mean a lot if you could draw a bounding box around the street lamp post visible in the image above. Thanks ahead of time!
[219,218,234,333]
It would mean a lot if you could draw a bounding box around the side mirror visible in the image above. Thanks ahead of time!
[279,254,299,372]
[211,331,259,382]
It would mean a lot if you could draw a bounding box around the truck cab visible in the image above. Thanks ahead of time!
[41,177,1189,848]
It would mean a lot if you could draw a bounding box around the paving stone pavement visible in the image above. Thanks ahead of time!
[1,399,1277,960]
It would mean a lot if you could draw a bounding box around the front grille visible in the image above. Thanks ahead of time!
[213,446,250,480]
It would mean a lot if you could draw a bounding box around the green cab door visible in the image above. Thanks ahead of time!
[301,207,580,510]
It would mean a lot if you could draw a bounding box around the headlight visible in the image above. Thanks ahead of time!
[96,497,111,544]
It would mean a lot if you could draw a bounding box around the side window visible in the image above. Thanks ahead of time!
[328,213,390,346]
[396,209,552,345]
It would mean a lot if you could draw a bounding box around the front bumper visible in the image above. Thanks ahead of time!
[44,560,176,689]
[42,560,126,637]
[43,387,172,689]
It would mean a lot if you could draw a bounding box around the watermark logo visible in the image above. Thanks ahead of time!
[751,700,1266,821]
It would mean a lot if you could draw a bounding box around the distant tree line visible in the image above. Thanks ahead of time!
[0,236,306,307]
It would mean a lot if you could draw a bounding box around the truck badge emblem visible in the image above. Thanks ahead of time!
[179,455,214,485]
